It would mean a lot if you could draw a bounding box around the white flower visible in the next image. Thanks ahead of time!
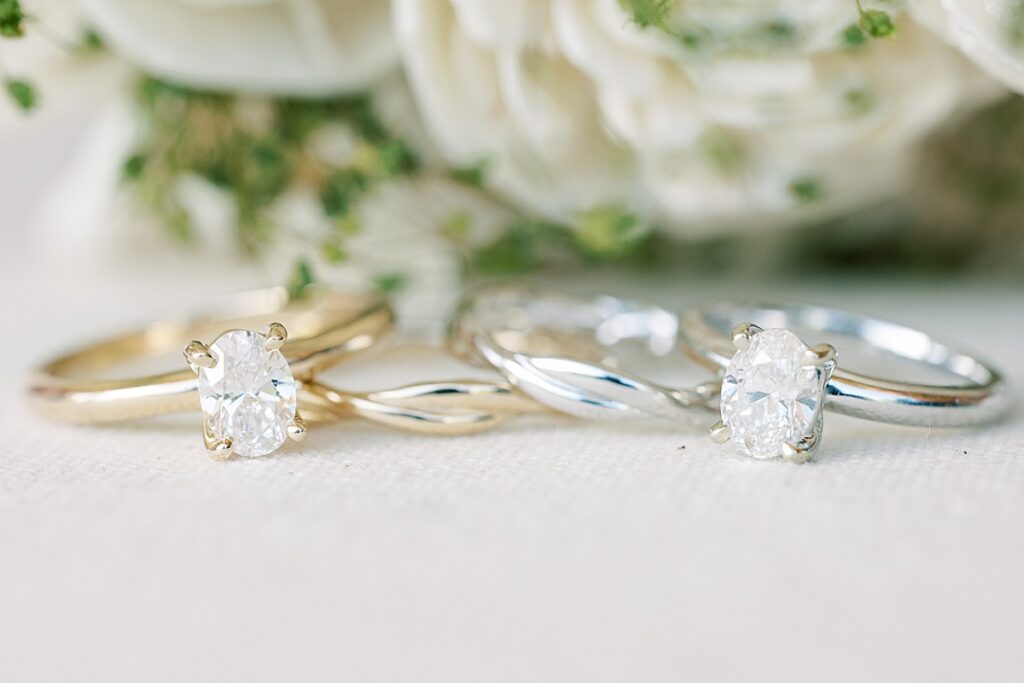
[908,0,1024,93]
[78,0,399,94]
[393,0,998,235]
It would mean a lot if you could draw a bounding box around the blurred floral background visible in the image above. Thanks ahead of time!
[2,0,1023,309]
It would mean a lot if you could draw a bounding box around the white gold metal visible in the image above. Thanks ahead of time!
[449,286,717,425]
[680,301,1011,461]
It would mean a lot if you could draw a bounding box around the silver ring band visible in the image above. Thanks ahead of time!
[449,286,717,424]
[679,302,1010,427]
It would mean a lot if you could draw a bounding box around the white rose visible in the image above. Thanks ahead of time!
[393,0,998,236]
[79,0,398,94]
[908,0,1024,93]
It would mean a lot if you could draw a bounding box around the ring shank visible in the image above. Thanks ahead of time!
[30,287,393,423]
[450,286,716,423]
[680,302,1011,427]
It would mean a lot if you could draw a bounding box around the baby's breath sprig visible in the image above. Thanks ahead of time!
[844,0,895,46]
[122,76,655,286]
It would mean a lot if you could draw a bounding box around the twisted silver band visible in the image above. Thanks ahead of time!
[449,286,717,424]
[679,301,1012,427]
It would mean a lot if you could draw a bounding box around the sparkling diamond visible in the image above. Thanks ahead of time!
[720,328,826,459]
[198,330,297,458]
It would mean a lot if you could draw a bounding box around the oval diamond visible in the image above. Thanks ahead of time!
[198,330,297,458]
[720,328,825,459]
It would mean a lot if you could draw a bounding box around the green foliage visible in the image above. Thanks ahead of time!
[124,77,671,282]
[0,0,24,38]
[789,176,824,204]
[620,0,675,31]
[126,77,423,254]
[450,160,489,188]
[5,78,35,110]
[320,169,369,217]
[286,259,316,300]
[80,27,104,52]
[841,24,867,47]
[844,86,875,114]
[700,128,747,174]
[122,153,146,180]
[471,220,567,274]
[573,206,651,259]
[372,272,407,294]
[859,9,894,38]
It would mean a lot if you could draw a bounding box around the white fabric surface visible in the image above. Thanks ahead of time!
[2,113,1024,683]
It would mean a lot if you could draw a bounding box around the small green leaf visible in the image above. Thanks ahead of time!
[320,241,347,264]
[319,169,368,217]
[5,79,36,111]
[122,153,147,181]
[620,0,676,30]
[441,212,471,242]
[377,139,419,176]
[373,272,407,294]
[450,160,489,188]
[573,205,651,259]
[0,0,25,38]
[700,129,746,174]
[859,9,894,39]
[844,87,875,114]
[789,176,824,204]
[841,24,867,47]
[80,27,104,52]
[287,259,316,300]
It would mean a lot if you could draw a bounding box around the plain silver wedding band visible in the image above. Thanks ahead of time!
[449,286,718,424]
[678,302,1011,427]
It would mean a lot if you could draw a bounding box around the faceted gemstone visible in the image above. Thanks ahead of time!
[720,328,825,459]
[198,330,297,458]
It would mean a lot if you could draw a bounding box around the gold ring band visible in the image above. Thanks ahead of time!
[29,286,392,423]
[28,286,546,459]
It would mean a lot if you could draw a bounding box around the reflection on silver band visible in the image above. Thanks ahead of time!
[449,286,718,424]
[679,302,1011,428]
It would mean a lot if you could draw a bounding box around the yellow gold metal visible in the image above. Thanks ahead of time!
[184,340,216,371]
[29,286,549,449]
[287,413,308,442]
[300,378,546,435]
[208,438,234,461]
[29,287,394,423]
[264,322,287,351]
[709,420,731,444]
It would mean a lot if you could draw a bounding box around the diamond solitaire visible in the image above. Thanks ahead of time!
[710,324,836,462]
[185,323,306,459]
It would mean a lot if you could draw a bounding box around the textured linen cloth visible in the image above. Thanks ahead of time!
[1,114,1023,683]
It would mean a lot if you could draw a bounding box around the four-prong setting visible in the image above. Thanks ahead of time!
[185,325,300,460]
[712,325,836,462]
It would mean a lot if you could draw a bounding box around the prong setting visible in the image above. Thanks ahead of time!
[709,420,731,444]
[719,328,829,461]
[194,329,298,458]
[264,322,288,351]
[184,340,216,370]
[207,438,234,461]
[287,414,308,442]
[802,343,838,370]
[731,322,763,351]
